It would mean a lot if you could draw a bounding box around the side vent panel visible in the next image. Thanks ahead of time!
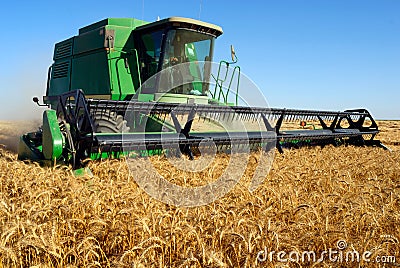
[54,38,74,60]
[52,61,70,79]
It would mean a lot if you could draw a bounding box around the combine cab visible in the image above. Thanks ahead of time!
[18,17,385,170]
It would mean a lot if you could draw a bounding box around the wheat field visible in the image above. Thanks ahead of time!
[0,120,399,267]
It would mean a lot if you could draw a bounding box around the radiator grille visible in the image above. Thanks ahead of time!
[54,39,73,60]
[52,61,70,79]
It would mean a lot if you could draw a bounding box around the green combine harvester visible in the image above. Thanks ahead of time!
[18,17,385,170]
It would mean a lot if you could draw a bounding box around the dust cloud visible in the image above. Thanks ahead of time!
[0,120,41,153]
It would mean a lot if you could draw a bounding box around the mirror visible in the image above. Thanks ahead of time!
[230,45,236,62]
[32,96,49,107]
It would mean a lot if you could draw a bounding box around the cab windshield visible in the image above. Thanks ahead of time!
[161,29,214,95]
[136,28,214,95]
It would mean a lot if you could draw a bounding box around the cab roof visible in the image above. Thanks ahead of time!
[135,17,223,37]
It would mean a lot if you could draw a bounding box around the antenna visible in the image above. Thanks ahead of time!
[142,0,145,21]
[198,0,202,19]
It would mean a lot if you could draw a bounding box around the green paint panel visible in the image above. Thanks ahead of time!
[108,50,137,100]
[48,18,149,101]
[79,18,148,34]
[71,51,110,95]
[42,110,64,160]
[137,94,154,102]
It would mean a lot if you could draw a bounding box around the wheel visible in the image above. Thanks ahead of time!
[91,110,130,133]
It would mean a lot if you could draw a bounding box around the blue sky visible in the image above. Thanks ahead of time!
[0,0,399,120]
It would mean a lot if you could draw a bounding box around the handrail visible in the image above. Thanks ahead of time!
[227,65,240,105]
[211,60,241,105]
[133,49,142,88]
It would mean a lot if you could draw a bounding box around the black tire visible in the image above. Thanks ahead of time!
[92,111,130,133]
